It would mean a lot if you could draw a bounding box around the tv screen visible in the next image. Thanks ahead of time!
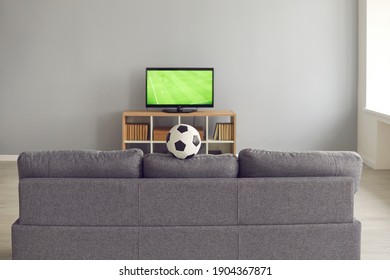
[146,68,214,111]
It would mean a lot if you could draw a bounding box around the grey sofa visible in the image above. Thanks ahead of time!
[12,148,362,260]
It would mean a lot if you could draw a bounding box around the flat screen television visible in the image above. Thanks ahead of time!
[146,67,214,113]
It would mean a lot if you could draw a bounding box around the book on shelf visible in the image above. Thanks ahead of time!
[153,127,171,141]
[213,123,234,141]
[126,123,149,141]
[153,126,205,141]
[213,124,218,140]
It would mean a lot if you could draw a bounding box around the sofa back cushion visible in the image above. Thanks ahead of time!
[18,149,143,179]
[140,178,238,226]
[19,178,140,226]
[143,153,239,178]
[238,149,363,192]
[238,177,354,225]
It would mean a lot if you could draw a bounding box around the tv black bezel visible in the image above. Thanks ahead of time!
[145,67,214,110]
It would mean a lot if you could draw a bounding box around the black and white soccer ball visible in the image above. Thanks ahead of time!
[166,124,201,159]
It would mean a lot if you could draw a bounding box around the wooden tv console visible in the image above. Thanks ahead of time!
[122,110,236,154]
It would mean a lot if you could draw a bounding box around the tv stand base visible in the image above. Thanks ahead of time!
[163,107,197,113]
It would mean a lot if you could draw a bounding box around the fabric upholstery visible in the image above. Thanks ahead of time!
[143,153,238,178]
[238,177,354,225]
[239,220,361,260]
[140,178,237,226]
[238,149,363,192]
[18,178,139,226]
[17,149,143,179]
[13,148,362,260]
[139,226,238,260]
[12,221,139,260]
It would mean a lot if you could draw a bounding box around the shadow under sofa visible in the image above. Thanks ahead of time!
[12,148,362,260]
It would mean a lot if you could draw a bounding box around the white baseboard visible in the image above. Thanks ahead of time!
[0,155,18,161]
[361,154,377,169]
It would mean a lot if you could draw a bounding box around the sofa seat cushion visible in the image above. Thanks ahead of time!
[143,153,239,178]
[139,226,238,260]
[12,221,139,260]
[239,221,361,260]
[238,149,362,192]
[17,149,143,179]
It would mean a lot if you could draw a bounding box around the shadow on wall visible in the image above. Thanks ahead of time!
[127,68,145,109]
[94,69,145,151]
[95,112,122,151]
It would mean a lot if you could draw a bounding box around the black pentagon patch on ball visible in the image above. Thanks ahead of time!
[166,132,171,142]
[192,135,200,147]
[185,154,195,159]
[175,140,186,151]
[177,125,188,133]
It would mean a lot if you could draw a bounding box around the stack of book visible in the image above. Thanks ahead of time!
[153,127,172,141]
[153,126,205,141]
[126,123,148,141]
[213,123,234,141]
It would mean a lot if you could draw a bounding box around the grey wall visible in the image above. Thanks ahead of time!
[0,0,358,154]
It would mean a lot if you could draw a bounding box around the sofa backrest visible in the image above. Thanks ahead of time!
[17,149,143,179]
[238,149,363,192]
[18,177,354,227]
[143,153,239,178]
[16,149,357,227]
[17,149,362,187]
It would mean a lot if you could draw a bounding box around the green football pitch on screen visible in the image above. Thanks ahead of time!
[147,70,213,105]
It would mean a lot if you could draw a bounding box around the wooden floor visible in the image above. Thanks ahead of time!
[0,161,389,260]
[0,161,18,260]
[355,166,390,259]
